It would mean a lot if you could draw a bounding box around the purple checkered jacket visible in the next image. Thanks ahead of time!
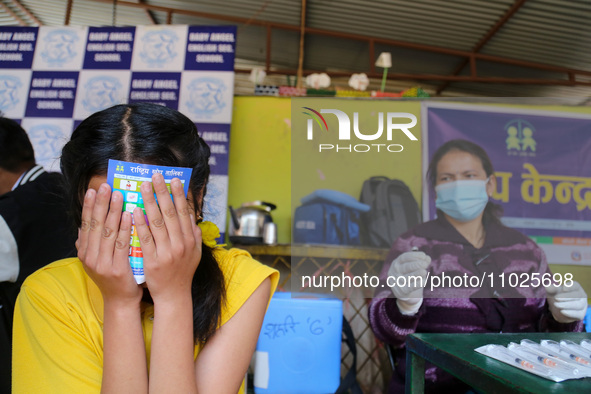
[368,215,584,393]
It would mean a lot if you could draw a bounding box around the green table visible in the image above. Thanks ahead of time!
[405,332,591,394]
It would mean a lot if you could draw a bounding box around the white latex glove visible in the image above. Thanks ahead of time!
[387,251,431,316]
[545,281,588,323]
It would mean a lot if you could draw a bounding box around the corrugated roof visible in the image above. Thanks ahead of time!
[2,0,590,102]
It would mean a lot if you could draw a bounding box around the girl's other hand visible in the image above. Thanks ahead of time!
[135,174,202,303]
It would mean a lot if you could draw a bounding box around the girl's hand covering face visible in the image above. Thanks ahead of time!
[77,184,142,306]
[134,173,202,302]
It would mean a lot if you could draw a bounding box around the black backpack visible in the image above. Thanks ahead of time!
[359,176,421,248]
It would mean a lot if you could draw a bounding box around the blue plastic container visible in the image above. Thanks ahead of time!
[254,292,343,394]
[585,305,591,333]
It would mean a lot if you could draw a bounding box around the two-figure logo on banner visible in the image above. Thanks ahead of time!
[505,119,537,156]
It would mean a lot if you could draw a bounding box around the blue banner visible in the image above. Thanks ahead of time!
[25,71,78,117]
[185,26,236,71]
[83,26,135,69]
[0,25,236,239]
[129,71,181,109]
[0,27,38,69]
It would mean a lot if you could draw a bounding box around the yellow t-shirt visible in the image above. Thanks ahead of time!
[12,248,279,393]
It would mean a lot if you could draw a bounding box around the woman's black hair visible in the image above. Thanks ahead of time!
[61,103,225,344]
[426,138,503,224]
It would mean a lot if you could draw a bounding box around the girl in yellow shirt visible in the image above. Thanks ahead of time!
[12,103,278,393]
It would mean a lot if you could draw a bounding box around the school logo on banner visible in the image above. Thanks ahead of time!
[0,75,21,111]
[82,76,123,112]
[186,76,226,118]
[40,29,79,66]
[139,30,178,67]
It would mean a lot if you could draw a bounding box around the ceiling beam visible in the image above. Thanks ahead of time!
[304,26,591,78]
[296,0,306,89]
[265,24,271,73]
[144,9,157,24]
[91,0,298,29]
[9,0,42,25]
[369,39,375,74]
[89,0,591,87]
[236,68,591,86]
[436,0,529,95]
[65,0,73,25]
[138,0,157,24]
[473,0,530,53]
[0,2,26,26]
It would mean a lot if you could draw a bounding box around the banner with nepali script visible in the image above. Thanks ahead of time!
[0,25,235,239]
[422,102,591,265]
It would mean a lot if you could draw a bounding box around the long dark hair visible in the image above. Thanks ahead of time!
[426,138,503,224]
[61,103,225,344]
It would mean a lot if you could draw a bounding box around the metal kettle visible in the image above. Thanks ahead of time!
[228,201,276,244]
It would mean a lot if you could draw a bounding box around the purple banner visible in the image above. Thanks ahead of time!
[184,26,236,71]
[424,103,591,239]
[0,27,38,69]
[83,27,135,69]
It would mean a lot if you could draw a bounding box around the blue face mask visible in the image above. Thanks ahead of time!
[435,179,490,222]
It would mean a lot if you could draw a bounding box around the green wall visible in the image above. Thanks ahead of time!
[227,97,291,244]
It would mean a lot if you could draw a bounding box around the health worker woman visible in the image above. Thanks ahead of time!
[368,139,587,393]
[12,103,279,393]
